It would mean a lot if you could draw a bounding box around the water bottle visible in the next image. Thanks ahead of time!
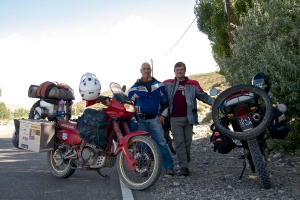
[57,99,65,120]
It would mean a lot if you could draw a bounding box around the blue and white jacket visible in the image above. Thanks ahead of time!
[128,77,169,117]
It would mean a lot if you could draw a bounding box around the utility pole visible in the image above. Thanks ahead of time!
[150,58,154,77]
[224,0,233,57]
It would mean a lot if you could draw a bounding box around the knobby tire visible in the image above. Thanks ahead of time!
[247,139,271,189]
[212,84,273,140]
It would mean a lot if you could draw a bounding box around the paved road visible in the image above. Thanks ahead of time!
[0,128,150,200]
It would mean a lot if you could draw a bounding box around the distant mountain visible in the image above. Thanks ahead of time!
[5,103,30,111]
[72,71,228,108]
[2,72,227,112]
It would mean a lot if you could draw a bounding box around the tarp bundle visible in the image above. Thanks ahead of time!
[76,108,109,146]
[32,81,75,100]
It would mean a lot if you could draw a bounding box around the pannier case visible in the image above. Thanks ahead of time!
[18,119,56,152]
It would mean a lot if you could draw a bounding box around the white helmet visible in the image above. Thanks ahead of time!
[79,72,101,100]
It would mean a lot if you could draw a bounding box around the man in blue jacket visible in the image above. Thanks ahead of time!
[164,61,215,176]
[128,62,175,176]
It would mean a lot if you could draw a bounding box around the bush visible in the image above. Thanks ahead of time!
[0,102,10,119]
[267,119,300,153]
[219,0,300,153]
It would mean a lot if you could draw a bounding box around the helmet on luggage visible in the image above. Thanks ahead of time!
[79,72,101,100]
[252,72,271,93]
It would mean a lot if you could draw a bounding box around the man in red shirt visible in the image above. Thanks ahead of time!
[164,62,214,176]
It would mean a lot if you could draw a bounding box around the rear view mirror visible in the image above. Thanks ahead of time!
[209,88,218,96]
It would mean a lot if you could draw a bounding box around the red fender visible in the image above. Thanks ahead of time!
[115,131,150,171]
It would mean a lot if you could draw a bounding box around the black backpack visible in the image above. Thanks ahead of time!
[267,108,291,139]
[210,118,236,154]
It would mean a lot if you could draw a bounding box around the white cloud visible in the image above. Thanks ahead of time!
[0,15,217,108]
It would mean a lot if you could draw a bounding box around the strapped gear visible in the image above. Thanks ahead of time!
[268,108,291,139]
[79,72,101,100]
[210,118,236,154]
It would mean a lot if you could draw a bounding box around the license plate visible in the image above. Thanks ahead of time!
[235,108,253,131]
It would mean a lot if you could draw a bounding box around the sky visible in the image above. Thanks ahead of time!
[0,0,218,108]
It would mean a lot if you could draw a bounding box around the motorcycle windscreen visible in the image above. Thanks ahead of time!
[234,107,253,131]
[109,82,132,104]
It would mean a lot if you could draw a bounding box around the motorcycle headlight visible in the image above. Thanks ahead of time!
[124,103,135,113]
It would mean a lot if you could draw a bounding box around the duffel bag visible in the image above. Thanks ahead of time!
[36,81,75,100]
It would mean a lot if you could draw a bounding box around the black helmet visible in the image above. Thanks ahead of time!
[252,72,271,93]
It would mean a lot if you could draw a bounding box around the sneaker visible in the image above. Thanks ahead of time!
[179,167,190,176]
[166,168,175,176]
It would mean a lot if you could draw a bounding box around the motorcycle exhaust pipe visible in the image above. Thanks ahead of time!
[252,113,261,122]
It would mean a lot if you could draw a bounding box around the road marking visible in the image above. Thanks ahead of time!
[119,178,134,200]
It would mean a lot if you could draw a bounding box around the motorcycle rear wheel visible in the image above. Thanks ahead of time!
[47,143,76,178]
[12,130,21,149]
[117,135,162,191]
[212,84,273,140]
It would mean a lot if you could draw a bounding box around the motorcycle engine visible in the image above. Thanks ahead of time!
[81,147,97,165]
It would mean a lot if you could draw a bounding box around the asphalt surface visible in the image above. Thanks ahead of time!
[0,128,150,200]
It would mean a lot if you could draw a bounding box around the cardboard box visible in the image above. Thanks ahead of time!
[18,119,56,152]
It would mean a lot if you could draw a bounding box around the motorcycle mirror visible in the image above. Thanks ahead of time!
[209,88,218,96]
[121,85,126,93]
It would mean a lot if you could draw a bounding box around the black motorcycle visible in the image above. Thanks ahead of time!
[210,72,291,189]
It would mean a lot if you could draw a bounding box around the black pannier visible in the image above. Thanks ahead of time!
[210,118,236,154]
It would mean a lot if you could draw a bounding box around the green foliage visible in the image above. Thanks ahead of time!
[267,119,300,153]
[202,110,213,123]
[0,87,2,97]
[219,0,300,152]
[0,102,11,119]
[194,0,255,70]
[13,108,29,118]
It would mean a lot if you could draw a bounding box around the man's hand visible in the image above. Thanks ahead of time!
[157,116,165,125]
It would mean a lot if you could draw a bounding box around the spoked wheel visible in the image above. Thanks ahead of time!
[117,136,162,191]
[212,84,273,140]
[47,143,76,178]
[12,130,21,149]
[28,100,48,120]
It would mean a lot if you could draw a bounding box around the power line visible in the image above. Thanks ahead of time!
[164,17,197,57]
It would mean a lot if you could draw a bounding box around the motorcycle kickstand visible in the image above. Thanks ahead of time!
[238,160,247,180]
[97,170,109,179]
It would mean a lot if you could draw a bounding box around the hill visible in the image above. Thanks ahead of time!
[71,72,228,116]
[5,103,30,111]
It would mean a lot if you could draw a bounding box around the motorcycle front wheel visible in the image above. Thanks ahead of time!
[247,139,271,189]
[117,135,162,191]
[47,142,76,178]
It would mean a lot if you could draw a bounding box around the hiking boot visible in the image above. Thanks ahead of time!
[166,168,175,176]
[179,167,190,176]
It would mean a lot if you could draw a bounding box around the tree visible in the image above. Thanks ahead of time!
[0,87,2,97]
[0,102,10,119]
[219,0,300,152]
[194,0,255,73]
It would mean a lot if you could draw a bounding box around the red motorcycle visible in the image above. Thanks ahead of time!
[12,82,162,191]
